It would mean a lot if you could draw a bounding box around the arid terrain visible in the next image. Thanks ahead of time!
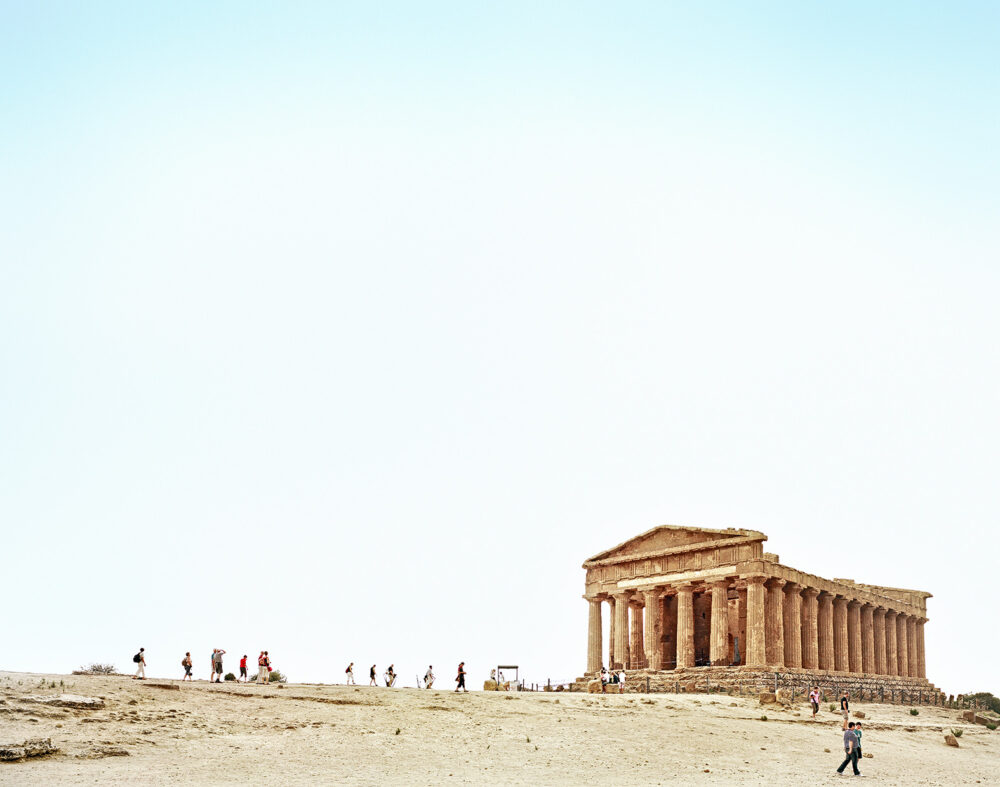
[1,670,997,785]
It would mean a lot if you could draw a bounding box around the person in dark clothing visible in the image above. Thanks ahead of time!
[837,722,861,776]
[455,661,467,692]
[840,691,850,730]
[854,722,863,759]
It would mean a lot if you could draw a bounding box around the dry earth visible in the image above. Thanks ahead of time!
[1,670,997,785]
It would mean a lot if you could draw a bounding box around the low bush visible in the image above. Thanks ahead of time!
[829,704,836,712]
[986,723,997,731]
[951,728,963,738]
[224,673,237,682]
[80,663,117,675]
[910,708,919,716]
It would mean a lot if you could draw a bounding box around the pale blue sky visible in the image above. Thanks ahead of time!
[1,2,997,692]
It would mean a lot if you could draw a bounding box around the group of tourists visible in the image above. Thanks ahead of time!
[598,666,627,694]
[132,648,276,685]
[810,685,865,776]
[344,662,465,691]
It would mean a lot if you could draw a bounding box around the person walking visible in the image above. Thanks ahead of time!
[213,648,226,683]
[257,651,268,684]
[455,661,467,693]
[836,722,862,776]
[182,652,193,681]
[809,686,820,720]
[617,669,626,694]
[262,651,271,684]
[239,655,248,683]
[345,662,355,685]
[133,647,146,680]
[424,665,435,689]
[385,664,396,687]
[369,664,377,687]
[854,722,864,759]
[840,691,850,730]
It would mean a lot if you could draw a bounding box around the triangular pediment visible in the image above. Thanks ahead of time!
[583,524,765,566]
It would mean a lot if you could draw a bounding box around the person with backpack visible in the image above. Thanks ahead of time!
[345,662,355,685]
[133,647,146,680]
[424,665,435,689]
[182,652,193,681]
[385,664,396,687]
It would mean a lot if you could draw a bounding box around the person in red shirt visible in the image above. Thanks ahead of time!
[239,655,248,683]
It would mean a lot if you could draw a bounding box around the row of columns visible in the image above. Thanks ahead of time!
[586,576,927,680]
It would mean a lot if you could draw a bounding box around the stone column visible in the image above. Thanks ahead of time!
[847,600,862,674]
[643,589,663,670]
[817,592,835,671]
[783,583,803,669]
[884,610,898,676]
[629,601,645,669]
[676,584,696,669]
[873,607,887,675]
[587,597,603,674]
[709,580,729,666]
[896,613,909,678]
[745,575,767,668]
[860,604,875,675]
[612,593,630,670]
[766,579,786,667]
[801,588,820,670]
[906,616,917,678]
[608,596,616,670]
[916,618,927,679]
[833,596,849,672]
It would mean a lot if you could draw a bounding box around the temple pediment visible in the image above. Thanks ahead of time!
[583,524,765,567]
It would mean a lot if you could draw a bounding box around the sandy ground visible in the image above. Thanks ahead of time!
[1,670,997,785]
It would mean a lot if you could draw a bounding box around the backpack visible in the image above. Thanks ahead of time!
[133,652,141,663]
[181,659,186,667]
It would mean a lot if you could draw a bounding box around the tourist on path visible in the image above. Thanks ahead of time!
[455,661,467,692]
[262,651,271,684]
[213,648,226,683]
[370,664,377,686]
[385,664,397,687]
[617,669,626,694]
[133,647,146,680]
[182,652,193,681]
[809,686,820,720]
[600,666,609,693]
[424,665,435,689]
[239,655,248,683]
[836,722,861,776]
[854,722,863,759]
[840,691,850,730]
[345,662,355,685]
[257,651,268,684]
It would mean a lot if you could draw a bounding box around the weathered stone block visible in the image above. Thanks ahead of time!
[854,711,866,719]
[22,694,104,709]
[0,738,58,761]
[962,710,976,723]
[759,692,776,704]
[944,734,959,747]
[587,680,601,694]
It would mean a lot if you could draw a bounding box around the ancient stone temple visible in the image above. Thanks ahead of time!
[582,525,938,693]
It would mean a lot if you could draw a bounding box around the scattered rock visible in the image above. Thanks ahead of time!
[76,746,129,759]
[21,694,104,710]
[143,683,180,692]
[0,738,59,762]
[863,753,873,759]
[824,748,831,753]
[758,693,776,705]
[945,734,960,747]
[587,681,600,694]
[854,711,866,719]
[775,689,792,705]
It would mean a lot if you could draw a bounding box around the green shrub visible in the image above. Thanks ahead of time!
[829,704,836,712]
[224,673,237,682]
[759,715,768,721]
[986,723,997,731]
[910,708,919,716]
[951,728,963,738]
[80,663,116,675]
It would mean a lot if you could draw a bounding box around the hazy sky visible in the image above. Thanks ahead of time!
[2,2,997,694]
